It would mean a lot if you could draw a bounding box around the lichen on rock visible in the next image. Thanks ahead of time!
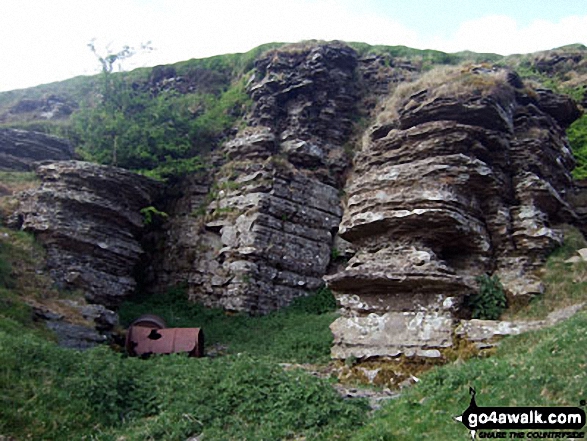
[327,64,583,361]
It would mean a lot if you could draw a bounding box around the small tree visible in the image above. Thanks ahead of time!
[87,39,153,74]
[80,39,153,166]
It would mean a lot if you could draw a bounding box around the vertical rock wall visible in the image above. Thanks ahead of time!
[151,42,360,313]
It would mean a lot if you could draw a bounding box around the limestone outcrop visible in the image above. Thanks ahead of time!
[4,42,586,357]
[14,161,162,308]
[0,128,74,171]
[149,42,359,313]
[326,66,582,360]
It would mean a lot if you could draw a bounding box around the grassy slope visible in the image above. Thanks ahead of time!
[1,41,586,179]
[352,309,587,440]
[0,227,585,440]
[119,286,339,364]
[0,288,368,441]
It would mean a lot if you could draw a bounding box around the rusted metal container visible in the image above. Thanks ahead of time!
[126,326,204,358]
[129,314,167,329]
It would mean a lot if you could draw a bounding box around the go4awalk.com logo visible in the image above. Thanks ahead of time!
[454,388,586,439]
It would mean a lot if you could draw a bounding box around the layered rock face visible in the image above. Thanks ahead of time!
[14,161,161,308]
[327,67,581,360]
[0,128,74,171]
[151,42,359,313]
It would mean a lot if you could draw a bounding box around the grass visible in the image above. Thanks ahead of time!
[1,41,587,439]
[0,289,367,441]
[0,171,41,222]
[0,324,367,440]
[378,64,516,123]
[0,227,63,340]
[351,309,587,440]
[350,226,587,440]
[119,285,338,364]
[0,226,586,439]
[0,223,367,440]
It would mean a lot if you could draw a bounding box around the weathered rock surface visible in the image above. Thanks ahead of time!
[14,161,162,309]
[0,95,77,125]
[149,42,359,313]
[0,128,74,171]
[327,66,582,360]
[455,302,585,349]
[4,42,585,357]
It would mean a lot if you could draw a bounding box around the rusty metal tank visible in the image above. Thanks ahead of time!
[125,314,204,358]
[128,314,167,329]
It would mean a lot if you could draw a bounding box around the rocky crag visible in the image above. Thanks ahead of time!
[2,42,586,355]
[149,42,360,313]
[326,65,582,360]
[14,161,162,308]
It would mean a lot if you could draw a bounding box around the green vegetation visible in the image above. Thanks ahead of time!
[139,205,169,226]
[348,42,502,69]
[1,41,587,439]
[0,326,367,440]
[0,226,586,440]
[351,309,587,440]
[567,115,587,179]
[0,44,270,181]
[1,41,587,180]
[347,226,587,441]
[71,76,248,180]
[0,286,367,440]
[467,274,508,320]
[0,228,57,338]
[119,285,338,363]
[69,68,254,180]
[0,241,14,289]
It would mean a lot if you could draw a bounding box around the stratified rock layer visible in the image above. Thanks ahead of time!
[15,160,161,308]
[150,42,359,313]
[327,67,581,360]
[0,128,74,171]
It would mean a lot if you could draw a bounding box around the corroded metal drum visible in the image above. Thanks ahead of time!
[128,314,167,330]
[125,314,204,358]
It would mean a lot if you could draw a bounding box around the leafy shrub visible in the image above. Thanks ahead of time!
[140,205,169,225]
[287,285,338,314]
[71,72,252,180]
[467,274,507,320]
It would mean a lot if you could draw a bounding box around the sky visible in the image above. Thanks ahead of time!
[1,0,587,92]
